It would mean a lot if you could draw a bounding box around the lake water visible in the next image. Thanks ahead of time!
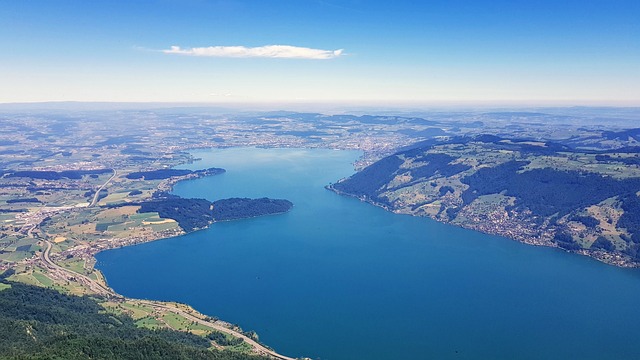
[96,148,640,360]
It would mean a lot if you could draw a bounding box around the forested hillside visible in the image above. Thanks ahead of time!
[0,282,270,360]
[330,135,640,267]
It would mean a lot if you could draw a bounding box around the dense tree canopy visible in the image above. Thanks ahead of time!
[138,195,214,232]
[137,195,293,231]
[212,198,293,221]
[0,282,269,360]
[331,155,403,204]
[461,161,640,217]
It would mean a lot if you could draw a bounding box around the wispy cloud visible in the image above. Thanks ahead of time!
[162,45,343,60]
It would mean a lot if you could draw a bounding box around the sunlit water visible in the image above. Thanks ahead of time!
[96,148,640,360]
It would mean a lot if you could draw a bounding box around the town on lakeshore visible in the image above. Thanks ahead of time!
[1,106,640,359]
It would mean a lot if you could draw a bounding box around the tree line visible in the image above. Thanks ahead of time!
[0,281,270,360]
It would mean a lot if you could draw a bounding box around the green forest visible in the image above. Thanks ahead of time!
[331,135,640,259]
[0,281,270,360]
[460,161,640,217]
[138,194,215,232]
[136,195,293,231]
[212,198,293,221]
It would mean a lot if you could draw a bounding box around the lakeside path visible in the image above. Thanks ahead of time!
[39,240,298,360]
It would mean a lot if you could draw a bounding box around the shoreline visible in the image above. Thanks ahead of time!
[325,184,639,269]
[14,166,300,359]
[36,221,298,360]
[36,239,296,360]
[213,207,294,223]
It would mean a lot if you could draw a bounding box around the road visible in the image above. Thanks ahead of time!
[41,240,114,296]
[39,240,296,360]
[89,169,117,207]
[137,299,297,360]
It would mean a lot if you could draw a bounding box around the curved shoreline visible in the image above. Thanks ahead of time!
[213,208,294,223]
[40,232,299,360]
[16,167,302,359]
[326,184,639,268]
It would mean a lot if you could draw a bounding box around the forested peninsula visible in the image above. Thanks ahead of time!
[133,194,293,231]
[212,198,293,221]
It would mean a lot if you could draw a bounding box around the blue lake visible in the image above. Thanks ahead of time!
[96,148,640,360]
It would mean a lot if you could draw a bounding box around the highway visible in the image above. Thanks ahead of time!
[89,169,117,207]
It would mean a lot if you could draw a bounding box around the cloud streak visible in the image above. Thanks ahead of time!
[163,45,343,60]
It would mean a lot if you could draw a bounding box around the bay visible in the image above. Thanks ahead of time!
[96,148,640,360]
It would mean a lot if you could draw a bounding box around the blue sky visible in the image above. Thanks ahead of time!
[1,0,638,105]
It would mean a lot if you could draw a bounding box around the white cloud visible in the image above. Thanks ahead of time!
[163,45,343,60]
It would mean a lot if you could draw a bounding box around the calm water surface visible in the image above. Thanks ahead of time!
[96,148,640,360]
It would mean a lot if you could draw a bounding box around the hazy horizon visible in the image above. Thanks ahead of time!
[1,100,639,113]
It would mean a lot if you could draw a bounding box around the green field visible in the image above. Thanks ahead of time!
[0,251,34,262]
[60,258,87,274]
[135,316,162,329]
[32,271,54,287]
[162,312,213,334]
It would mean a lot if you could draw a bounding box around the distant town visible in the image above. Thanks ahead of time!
[1,106,640,357]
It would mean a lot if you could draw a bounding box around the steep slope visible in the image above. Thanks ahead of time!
[330,135,640,267]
